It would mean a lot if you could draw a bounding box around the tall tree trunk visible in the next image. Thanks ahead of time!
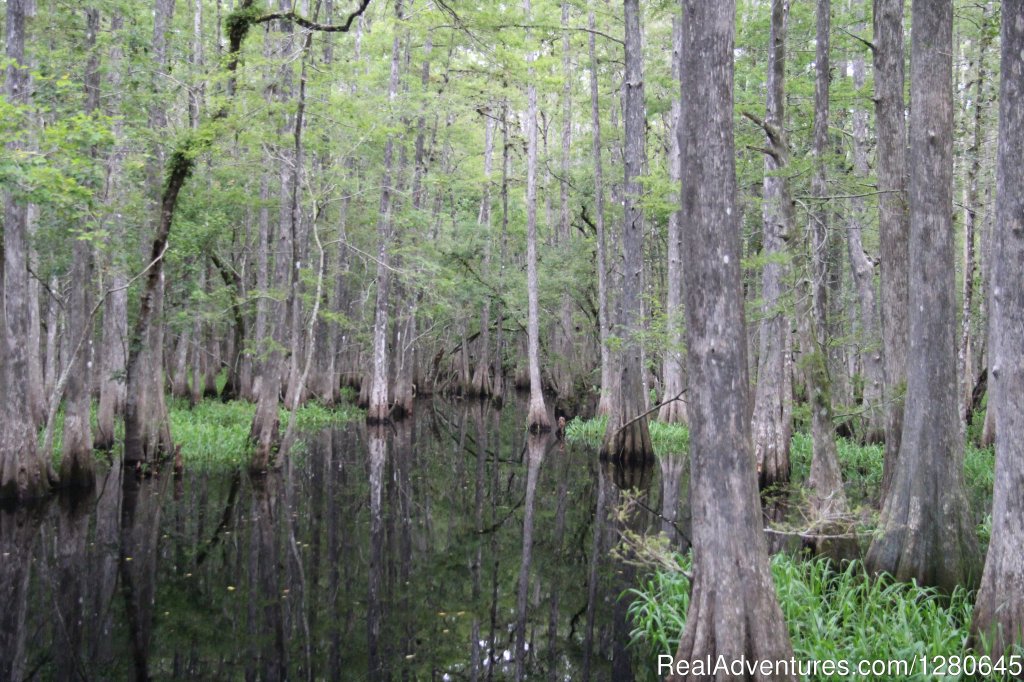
[1,0,55,500]
[659,15,687,425]
[846,3,884,443]
[865,0,980,593]
[600,0,653,463]
[803,0,846,518]
[61,6,102,488]
[750,0,792,488]
[366,0,404,425]
[124,0,178,466]
[959,4,993,425]
[250,5,298,465]
[588,6,612,417]
[524,0,551,433]
[469,115,496,399]
[970,0,1024,656]
[874,0,910,495]
[670,0,796,673]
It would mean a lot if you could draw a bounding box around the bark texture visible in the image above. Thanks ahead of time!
[600,0,653,463]
[524,0,551,433]
[1,0,55,501]
[970,0,1024,658]
[874,0,909,494]
[671,1,795,675]
[865,0,980,592]
[750,0,792,488]
[588,7,613,417]
[659,16,687,425]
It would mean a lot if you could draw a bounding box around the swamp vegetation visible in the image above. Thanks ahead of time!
[3,0,1024,678]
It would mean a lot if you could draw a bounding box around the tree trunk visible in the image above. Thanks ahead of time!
[803,0,846,518]
[59,6,102,488]
[524,0,551,433]
[600,0,652,463]
[970,0,1024,656]
[469,115,496,399]
[659,15,687,425]
[671,1,796,674]
[366,0,404,425]
[1,0,55,500]
[865,0,980,593]
[846,5,884,443]
[588,6,612,417]
[750,0,792,488]
[250,6,299,466]
[874,0,910,495]
[123,0,179,466]
[959,5,993,425]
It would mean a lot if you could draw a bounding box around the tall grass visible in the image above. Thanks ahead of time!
[564,416,690,455]
[628,554,980,682]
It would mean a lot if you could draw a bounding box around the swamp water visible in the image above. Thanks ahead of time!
[0,398,690,680]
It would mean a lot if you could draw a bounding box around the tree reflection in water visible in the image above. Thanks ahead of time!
[0,397,685,680]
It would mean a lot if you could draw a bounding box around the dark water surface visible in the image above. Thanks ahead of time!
[0,398,690,680]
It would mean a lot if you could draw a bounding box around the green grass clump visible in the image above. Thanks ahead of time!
[170,400,255,472]
[564,416,689,456]
[629,554,978,682]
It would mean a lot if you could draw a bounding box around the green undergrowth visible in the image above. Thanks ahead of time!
[42,397,361,474]
[564,415,690,455]
[169,398,361,471]
[629,554,986,682]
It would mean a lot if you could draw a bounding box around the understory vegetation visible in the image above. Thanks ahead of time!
[42,398,362,474]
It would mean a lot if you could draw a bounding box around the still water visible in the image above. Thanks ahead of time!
[0,398,690,680]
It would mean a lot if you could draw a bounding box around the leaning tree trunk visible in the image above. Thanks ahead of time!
[874,0,910,496]
[1,0,56,501]
[523,0,551,433]
[671,0,796,674]
[658,16,687,425]
[600,0,652,463]
[587,6,613,417]
[750,0,792,488]
[970,0,1024,656]
[864,0,980,593]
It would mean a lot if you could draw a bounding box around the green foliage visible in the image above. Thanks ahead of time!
[629,554,978,682]
[564,416,689,456]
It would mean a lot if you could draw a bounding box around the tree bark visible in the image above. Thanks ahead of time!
[958,5,993,425]
[60,5,102,489]
[671,1,796,674]
[846,4,884,443]
[659,15,687,426]
[874,0,910,495]
[1,0,56,500]
[865,0,980,593]
[970,0,1024,656]
[366,0,404,425]
[524,0,551,433]
[600,0,652,462]
[250,4,299,465]
[750,0,792,488]
[123,0,179,466]
[803,0,846,518]
[588,6,612,417]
